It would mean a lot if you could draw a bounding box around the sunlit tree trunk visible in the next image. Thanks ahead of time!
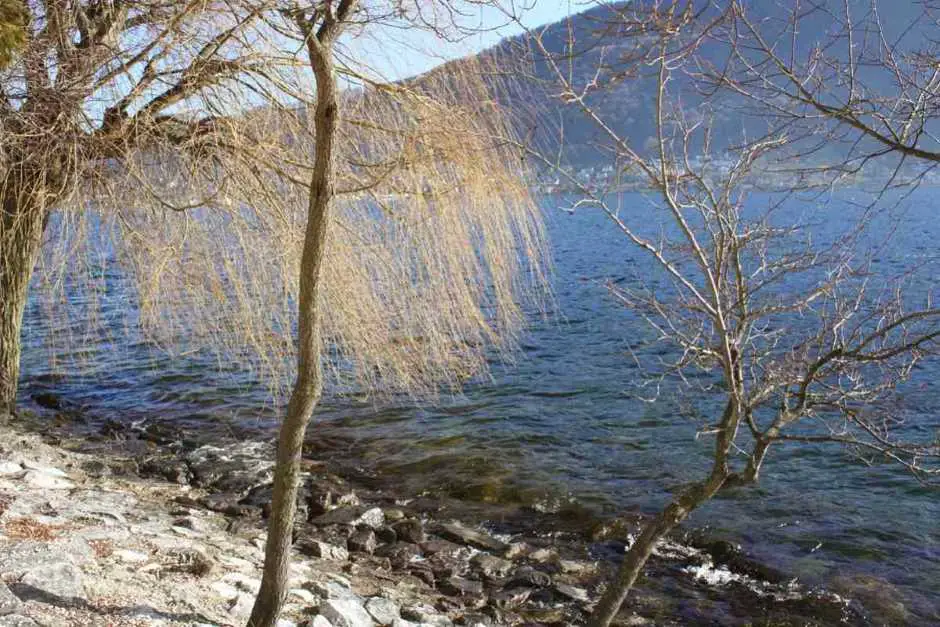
[0,173,46,415]
[247,19,343,627]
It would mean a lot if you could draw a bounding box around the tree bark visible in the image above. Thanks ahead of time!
[247,29,340,627]
[0,177,46,416]
[587,469,728,627]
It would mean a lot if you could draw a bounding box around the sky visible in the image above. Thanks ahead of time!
[343,0,580,81]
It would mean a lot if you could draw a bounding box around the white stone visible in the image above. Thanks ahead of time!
[320,599,376,627]
[21,562,85,600]
[113,550,149,563]
[21,462,67,477]
[289,588,317,604]
[21,470,73,490]
[210,581,240,601]
[309,581,362,602]
[309,617,333,627]
[365,597,400,624]
[0,462,21,475]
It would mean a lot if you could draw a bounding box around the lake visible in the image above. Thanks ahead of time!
[18,189,940,621]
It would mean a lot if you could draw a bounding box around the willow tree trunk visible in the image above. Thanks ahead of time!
[247,30,341,627]
[0,180,46,416]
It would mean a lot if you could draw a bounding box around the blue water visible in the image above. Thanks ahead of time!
[18,190,940,620]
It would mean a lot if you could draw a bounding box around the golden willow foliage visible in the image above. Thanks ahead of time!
[34,59,547,399]
[0,0,26,70]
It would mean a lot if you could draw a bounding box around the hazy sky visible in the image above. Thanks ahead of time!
[343,0,578,81]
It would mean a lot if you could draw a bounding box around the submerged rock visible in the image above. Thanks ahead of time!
[437,522,507,553]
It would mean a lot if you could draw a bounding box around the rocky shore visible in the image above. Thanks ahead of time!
[0,410,912,626]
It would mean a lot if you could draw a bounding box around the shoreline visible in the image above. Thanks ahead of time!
[0,410,911,626]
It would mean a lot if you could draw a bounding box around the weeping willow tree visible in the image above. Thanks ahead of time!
[10,1,546,625]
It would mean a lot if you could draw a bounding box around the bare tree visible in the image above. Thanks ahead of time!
[510,2,940,624]
[0,0,300,414]
[2,3,546,626]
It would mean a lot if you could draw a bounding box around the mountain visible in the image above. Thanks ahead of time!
[443,0,937,170]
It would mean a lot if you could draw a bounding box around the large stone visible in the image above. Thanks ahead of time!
[437,522,506,553]
[391,520,425,544]
[507,566,551,588]
[320,599,376,627]
[553,583,589,603]
[364,597,400,624]
[313,506,384,529]
[299,539,349,561]
[347,529,377,555]
[20,470,73,490]
[308,617,334,627]
[439,576,484,598]
[374,543,422,569]
[308,581,363,603]
[19,562,85,602]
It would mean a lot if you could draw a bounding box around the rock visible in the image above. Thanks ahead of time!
[365,597,400,624]
[527,547,557,564]
[307,616,334,627]
[201,492,257,517]
[437,522,507,553]
[503,542,530,560]
[79,459,110,478]
[314,506,385,529]
[308,581,363,602]
[375,526,397,545]
[113,549,149,563]
[440,576,484,598]
[507,566,551,588]
[348,528,378,554]
[489,587,531,610]
[0,462,21,475]
[307,478,361,517]
[20,469,73,490]
[241,483,308,521]
[470,554,513,579]
[19,562,85,602]
[139,457,192,485]
[291,588,318,604]
[165,548,214,577]
[401,605,453,626]
[0,616,38,627]
[420,539,461,556]
[0,585,20,616]
[374,543,421,569]
[384,508,406,522]
[211,581,240,601]
[553,583,589,603]
[392,520,426,544]
[320,599,376,627]
[172,516,209,533]
[299,539,350,561]
[558,559,595,575]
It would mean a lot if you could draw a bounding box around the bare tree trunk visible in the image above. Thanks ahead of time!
[588,470,728,627]
[247,34,339,627]
[0,181,45,416]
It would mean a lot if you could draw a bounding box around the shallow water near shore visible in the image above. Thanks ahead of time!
[18,190,940,622]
